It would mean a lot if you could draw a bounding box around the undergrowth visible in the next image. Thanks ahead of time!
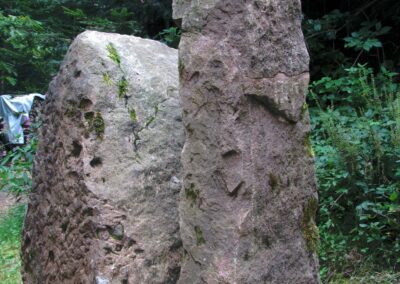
[329,271,400,284]
[0,130,36,282]
[0,204,25,284]
[310,65,400,282]
[0,134,37,195]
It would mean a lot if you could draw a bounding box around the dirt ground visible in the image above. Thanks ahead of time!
[0,191,25,216]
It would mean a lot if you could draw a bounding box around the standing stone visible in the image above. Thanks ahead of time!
[174,0,320,283]
[22,31,184,283]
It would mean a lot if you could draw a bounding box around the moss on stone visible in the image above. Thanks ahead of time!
[301,102,309,119]
[110,224,124,240]
[105,43,130,101]
[178,57,185,75]
[268,173,280,192]
[118,77,129,99]
[84,112,94,121]
[106,43,121,66]
[301,196,320,252]
[194,226,206,245]
[185,184,199,206]
[92,112,105,139]
[64,102,78,118]
[102,72,113,86]
[129,108,138,123]
[304,134,315,158]
[145,115,156,128]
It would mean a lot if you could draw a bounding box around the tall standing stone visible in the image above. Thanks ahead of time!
[174,1,320,283]
[22,31,184,283]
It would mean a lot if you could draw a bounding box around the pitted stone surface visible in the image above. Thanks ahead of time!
[174,0,320,283]
[22,31,184,283]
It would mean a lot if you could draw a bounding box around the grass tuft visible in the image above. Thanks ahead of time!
[0,204,25,284]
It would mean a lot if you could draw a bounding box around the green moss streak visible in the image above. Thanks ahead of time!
[178,57,184,75]
[185,184,199,206]
[301,102,309,119]
[304,134,315,158]
[268,173,280,192]
[129,108,138,123]
[194,226,206,246]
[106,43,121,66]
[102,72,113,86]
[92,112,105,139]
[301,196,320,252]
[118,77,129,99]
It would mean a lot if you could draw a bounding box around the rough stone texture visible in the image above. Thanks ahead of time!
[174,0,320,283]
[22,31,184,283]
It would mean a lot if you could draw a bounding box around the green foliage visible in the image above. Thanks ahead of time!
[156,27,181,48]
[0,204,25,283]
[0,11,57,93]
[344,22,391,52]
[0,0,177,94]
[302,0,400,78]
[0,0,399,282]
[328,271,400,283]
[310,65,400,280]
[0,137,37,195]
[303,9,350,77]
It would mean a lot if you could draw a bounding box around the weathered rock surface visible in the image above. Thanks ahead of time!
[174,0,320,283]
[22,31,184,283]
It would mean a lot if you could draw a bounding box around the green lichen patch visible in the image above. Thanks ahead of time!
[301,196,320,252]
[194,226,206,246]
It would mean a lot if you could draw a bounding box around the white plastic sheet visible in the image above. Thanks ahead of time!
[0,93,45,144]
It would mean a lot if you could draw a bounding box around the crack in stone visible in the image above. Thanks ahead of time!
[132,99,168,153]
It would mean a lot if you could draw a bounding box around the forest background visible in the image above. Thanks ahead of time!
[0,0,399,283]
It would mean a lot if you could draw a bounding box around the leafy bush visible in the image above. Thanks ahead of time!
[0,133,37,195]
[310,65,400,280]
[0,0,178,94]
[0,11,58,93]
[156,27,181,48]
[302,1,400,79]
